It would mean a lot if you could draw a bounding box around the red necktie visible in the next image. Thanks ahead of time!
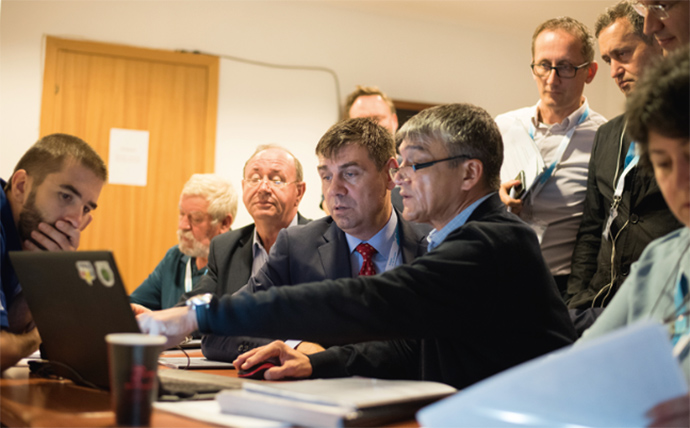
[355,243,377,276]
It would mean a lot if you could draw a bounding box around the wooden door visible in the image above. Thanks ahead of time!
[40,37,218,293]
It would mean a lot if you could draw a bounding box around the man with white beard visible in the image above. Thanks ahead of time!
[129,174,237,310]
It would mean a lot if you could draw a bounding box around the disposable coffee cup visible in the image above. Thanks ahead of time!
[106,333,167,426]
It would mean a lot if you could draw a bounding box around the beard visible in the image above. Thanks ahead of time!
[177,229,210,259]
[17,191,51,250]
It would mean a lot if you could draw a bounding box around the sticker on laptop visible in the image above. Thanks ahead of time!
[95,261,115,287]
[76,261,96,286]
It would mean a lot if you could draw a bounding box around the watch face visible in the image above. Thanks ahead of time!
[187,293,213,307]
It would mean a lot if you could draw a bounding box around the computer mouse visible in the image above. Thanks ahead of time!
[237,358,279,380]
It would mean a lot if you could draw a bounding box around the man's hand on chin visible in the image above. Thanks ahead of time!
[23,219,89,251]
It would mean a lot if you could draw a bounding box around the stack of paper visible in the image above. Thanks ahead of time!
[217,377,456,427]
[417,321,688,427]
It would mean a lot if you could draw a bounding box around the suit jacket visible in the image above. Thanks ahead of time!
[179,213,310,303]
[197,194,577,389]
[201,210,430,361]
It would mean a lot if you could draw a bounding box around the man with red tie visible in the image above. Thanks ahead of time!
[200,118,430,361]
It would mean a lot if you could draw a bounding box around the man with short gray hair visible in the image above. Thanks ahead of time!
[130,173,237,310]
[200,118,429,362]
[497,17,606,298]
[566,1,681,334]
[138,104,576,390]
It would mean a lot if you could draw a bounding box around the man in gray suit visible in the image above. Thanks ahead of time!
[179,145,309,301]
[201,118,429,360]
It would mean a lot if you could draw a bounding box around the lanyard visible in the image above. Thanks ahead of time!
[184,258,193,293]
[672,273,689,346]
[524,107,589,202]
[602,142,640,241]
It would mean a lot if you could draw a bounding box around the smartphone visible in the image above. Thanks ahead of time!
[512,170,526,199]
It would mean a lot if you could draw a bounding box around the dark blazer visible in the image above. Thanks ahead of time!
[201,210,430,361]
[197,194,577,390]
[179,213,310,302]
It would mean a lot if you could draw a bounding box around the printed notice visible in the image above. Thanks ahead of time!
[108,128,149,186]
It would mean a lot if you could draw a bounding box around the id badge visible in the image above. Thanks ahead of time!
[602,197,622,241]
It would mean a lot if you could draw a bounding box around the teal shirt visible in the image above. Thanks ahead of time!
[129,245,207,310]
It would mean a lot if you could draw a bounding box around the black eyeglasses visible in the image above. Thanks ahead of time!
[389,154,471,179]
[531,62,590,79]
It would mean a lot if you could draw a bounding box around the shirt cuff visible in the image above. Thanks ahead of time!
[284,340,302,349]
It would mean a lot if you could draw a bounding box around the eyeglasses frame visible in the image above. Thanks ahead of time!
[530,61,591,79]
[389,154,471,179]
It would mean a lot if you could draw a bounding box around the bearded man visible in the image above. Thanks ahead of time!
[129,174,236,310]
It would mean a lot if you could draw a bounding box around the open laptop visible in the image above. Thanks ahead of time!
[9,250,242,396]
[9,251,140,389]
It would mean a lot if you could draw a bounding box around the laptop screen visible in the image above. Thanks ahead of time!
[9,250,139,389]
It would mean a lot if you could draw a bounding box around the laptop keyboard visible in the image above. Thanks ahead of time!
[158,369,245,401]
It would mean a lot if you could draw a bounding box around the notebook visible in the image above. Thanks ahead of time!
[217,377,457,427]
[9,250,140,389]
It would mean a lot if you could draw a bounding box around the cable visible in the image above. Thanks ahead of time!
[592,121,630,309]
[28,359,105,391]
[176,345,191,370]
[177,49,342,119]
[592,219,629,308]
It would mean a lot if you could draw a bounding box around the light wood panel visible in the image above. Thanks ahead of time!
[40,37,218,293]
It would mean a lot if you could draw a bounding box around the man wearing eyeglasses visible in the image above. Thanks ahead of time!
[497,17,606,299]
[567,1,681,335]
[177,145,310,301]
[129,174,237,310]
[200,118,429,362]
[138,104,576,390]
[634,0,689,55]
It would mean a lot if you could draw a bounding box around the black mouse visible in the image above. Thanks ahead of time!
[237,357,280,380]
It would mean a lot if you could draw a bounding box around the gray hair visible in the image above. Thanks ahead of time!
[396,104,503,191]
[181,174,238,224]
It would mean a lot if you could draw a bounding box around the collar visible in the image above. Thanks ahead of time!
[252,213,299,252]
[427,192,494,251]
[345,209,398,256]
[532,97,589,131]
[1,179,22,253]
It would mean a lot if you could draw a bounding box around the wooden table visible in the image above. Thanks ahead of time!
[1,350,419,427]
[0,350,231,427]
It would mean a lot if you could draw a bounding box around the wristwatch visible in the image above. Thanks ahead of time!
[185,293,214,310]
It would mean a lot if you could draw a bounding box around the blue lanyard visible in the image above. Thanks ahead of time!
[672,273,689,346]
[526,107,589,197]
[623,141,638,170]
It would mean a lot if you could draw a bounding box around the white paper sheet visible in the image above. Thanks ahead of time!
[154,400,288,427]
[158,357,234,369]
[108,128,149,186]
[417,321,689,427]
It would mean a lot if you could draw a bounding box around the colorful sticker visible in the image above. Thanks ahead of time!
[95,261,115,287]
[76,261,96,286]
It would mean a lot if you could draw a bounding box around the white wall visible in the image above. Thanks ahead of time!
[0,0,624,227]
